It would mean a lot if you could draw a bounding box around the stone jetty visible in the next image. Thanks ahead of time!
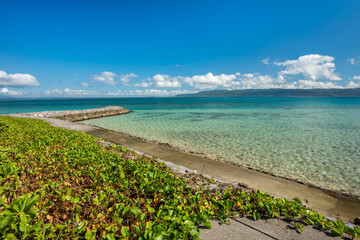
[9,106,131,122]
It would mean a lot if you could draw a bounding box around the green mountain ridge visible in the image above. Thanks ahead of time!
[176,88,360,97]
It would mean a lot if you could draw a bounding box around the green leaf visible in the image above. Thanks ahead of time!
[130,207,141,216]
[189,228,199,236]
[0,197,6,206]
[23,194,38,212]
[147,206,155,213]
[4,233,18,240]
[331,228,343,236]
[2,210,16,216]
[203,221,212,229]
[19,212,28,232]
[71,197,80,204]
[56,224,67,230]
[0,216,11,230]
[121,226,129,238]
[85,231,96,240]
[253,210,260,221]
[103,233,116,240]
[85,231,92,240]
[192,236,202,240]
[153,232,163,240]
[134,225,140,236]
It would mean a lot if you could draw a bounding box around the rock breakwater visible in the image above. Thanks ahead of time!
[9,106,131,122]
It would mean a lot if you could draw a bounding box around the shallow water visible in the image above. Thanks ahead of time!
[82,98,360,197]
[2,97,360,196]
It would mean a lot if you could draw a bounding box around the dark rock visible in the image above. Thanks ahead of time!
[355,217,360,225]
[237,183,249,188]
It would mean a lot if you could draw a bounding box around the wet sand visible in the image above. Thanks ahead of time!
[83,124,360,222]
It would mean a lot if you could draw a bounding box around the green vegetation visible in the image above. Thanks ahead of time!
[0,116,359,239]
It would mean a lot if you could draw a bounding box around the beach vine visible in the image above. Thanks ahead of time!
[0,117,359,239]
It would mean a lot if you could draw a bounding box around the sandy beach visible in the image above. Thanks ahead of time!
[81,123,360,222]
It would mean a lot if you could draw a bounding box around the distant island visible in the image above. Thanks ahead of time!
[176,88,360,97]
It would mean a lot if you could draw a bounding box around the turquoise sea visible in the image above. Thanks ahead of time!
[1,97,360,196]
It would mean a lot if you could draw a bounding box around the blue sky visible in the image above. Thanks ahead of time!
[1,0,360,97]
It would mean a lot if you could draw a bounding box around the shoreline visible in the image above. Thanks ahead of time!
[80,122,360,222]
[6,111,360,223]
[84,122,359,200]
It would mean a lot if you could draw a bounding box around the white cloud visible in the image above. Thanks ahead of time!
[152,74,181,87]
[276,54,341,81]
[237,74,294,89]
[182,72,238,90]
[0,88,23,96]
[347,58,355,65]
[180,68,347,90]
[262,57,270,64]
[297,80,342,89]
[135,82,151,87]
[45,88,97,96]
[353,75,360,80]
[347,57,360,65]
[346,81,360,88]
[136,74,181,88]
[0,70,39,87]
[242,73,255,78]
[120,73,137,86]
[43,88,194,97]
[80,82,92,87]
[112,89,194,96]
[91,71,118,86]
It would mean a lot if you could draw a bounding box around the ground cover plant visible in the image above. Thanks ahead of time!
[0,116,359,239]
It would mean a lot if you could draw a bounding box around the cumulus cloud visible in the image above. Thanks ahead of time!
[43,88,194,97]
[0,70,39,87]
[152,74,181,87]
[297,80,342,89]
[45,88,97,96]
[353,75,360,80]
[346,81,360,88]
[91,71,118,86]
[135,82,151,87]
[107,89,194,96]
[80,82,92,87]
[276,54,341,81]
[179,68,348,90]
[182,72,238,90]
[120,73,137,86]
[136,74,181,88]
[0,88,23,96]
[237,74,294,89]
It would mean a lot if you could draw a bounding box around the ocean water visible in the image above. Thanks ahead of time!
[2,97,360,196]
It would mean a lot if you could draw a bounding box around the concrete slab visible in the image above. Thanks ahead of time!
[199,217,352,240]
